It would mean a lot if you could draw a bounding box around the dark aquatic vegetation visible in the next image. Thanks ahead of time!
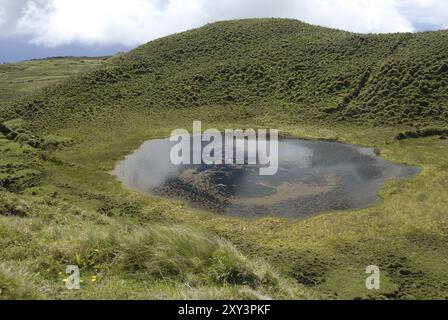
[113,138,420,218]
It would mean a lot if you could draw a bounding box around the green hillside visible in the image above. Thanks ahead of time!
[3,19,448,130]
[1,19,448,300]
[0,57,106,110]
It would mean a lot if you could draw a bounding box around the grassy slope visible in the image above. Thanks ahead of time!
[4,19,448,130]
[0,58,318,300]
[1,19,448,299]
[0,57,106,109]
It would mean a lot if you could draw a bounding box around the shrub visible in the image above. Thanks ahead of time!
[0,262,45,300]
[48,224,279,288]
[0,192,30,217]
[396,127,448,140]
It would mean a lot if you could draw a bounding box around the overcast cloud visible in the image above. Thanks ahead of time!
[0,0,447,49]
[0,7,6,27]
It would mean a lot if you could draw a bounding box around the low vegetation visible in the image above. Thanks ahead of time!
[0,19,447,300]
[0,57,105,113]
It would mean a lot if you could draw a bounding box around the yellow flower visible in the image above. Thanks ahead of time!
[91,276,97,282]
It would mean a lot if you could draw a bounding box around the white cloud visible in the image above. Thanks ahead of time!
[287,0,413,33]
[0,4,5,28]
[0,7,6,27]
[397,0,448,29]
[14,0,206,46]
[0,0,447,47]
[0,0,28,32]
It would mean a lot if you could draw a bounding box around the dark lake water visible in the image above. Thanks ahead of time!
[113,138,420,218]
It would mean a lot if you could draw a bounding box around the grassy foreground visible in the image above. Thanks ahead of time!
[1,19,448,300]
[1,107,447,299]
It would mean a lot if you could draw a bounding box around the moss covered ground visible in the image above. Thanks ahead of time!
[1,19,447,300]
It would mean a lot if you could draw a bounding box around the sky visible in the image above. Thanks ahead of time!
[0,0,448,63]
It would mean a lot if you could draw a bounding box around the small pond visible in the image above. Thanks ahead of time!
[113,138,420,218]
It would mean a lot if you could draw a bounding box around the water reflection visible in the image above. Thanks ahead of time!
[113,138,420,218]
